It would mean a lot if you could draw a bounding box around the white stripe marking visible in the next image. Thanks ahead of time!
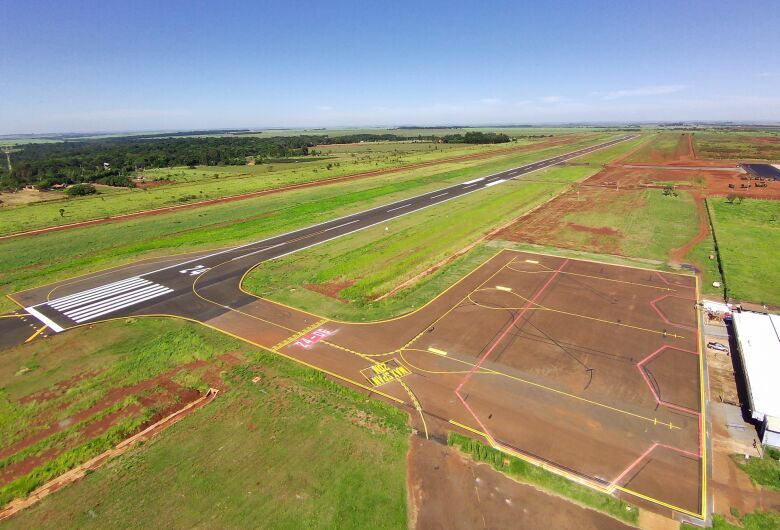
[50,278,150,310]
[430,192,448,199]
[65,285,171,320]
[387,204,409,212]
[231,219,364,261]
[462,177,484,185]
[47,277,143,306]
[69,287,173,322]
[25,306,65,333]
[485,179,506,187]
[70,290,173,323]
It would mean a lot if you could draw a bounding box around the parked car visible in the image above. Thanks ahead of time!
[707,341,728,353]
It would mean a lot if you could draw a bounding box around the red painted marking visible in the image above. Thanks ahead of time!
[455,259,569,436]
[649,293,697,331]
[611,442,700,487]
[293,328,333,349]
[654,270,694,290]
[636,345,700,416]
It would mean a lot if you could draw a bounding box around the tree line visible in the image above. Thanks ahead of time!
[0,132,511,190]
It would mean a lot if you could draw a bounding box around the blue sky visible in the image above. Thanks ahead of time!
[1,0,779,134]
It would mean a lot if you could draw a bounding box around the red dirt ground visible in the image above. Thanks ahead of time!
[0,135,589,241]
[133,179,173,188]
[304,279,355,301]
[407,435,632,530]
[495,162,779,264]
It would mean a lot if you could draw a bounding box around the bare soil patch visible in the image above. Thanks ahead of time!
[305,279,355,301]
[407,436,632,530]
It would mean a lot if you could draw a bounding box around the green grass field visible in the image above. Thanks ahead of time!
[623,132,689,164]
[0,318,253,506]
[708,198,780,306]
[0,134,620,315]
[693,131,780,161]
[682,511,780,530]
[0,320,409,528]
[242,162,603,321]
[0,134,603,235]
[731,447,780,491]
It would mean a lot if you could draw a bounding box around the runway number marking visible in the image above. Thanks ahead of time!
[292,328,333,349]
[179,265,211,276]
[361,359,411,387]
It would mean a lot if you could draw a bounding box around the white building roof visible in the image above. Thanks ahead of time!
[732,311,780,422]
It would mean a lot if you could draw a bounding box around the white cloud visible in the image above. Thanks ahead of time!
[596,85,689,100]
[537,95,567,104]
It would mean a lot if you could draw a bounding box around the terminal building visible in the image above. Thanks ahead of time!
[731,310,780,447]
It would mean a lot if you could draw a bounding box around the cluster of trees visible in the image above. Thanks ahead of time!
[0,132,512,191]
[440,132,511,144]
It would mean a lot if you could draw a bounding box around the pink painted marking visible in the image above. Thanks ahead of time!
[649,293,697,331]
[654,270,694,290]
[293,328,333,349]
[455,259,569,436]
[636,345,700,416]
[611,442,700,487]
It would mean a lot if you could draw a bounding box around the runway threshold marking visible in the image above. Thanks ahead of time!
[24,307,64,333]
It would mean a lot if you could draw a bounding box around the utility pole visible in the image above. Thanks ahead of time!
[2,147,11,173]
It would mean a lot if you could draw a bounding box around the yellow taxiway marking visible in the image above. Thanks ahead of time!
[400,380,428,439]
[0,313,30,319]
[495,285,512,292]
[475,286,685,339]
[507,262,676,292]
[427,347,448,356]
[273,319,329,351]
[449,419,487,437]
[24,325,47,343]
[614,485,703,519]
[403,348,680,430]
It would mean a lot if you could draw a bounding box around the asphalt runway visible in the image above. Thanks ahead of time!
[2,134,633,344]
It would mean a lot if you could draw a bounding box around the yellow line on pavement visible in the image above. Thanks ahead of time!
[24,325,47,343]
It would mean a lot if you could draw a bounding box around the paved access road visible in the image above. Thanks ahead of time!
[1,135,634,348]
